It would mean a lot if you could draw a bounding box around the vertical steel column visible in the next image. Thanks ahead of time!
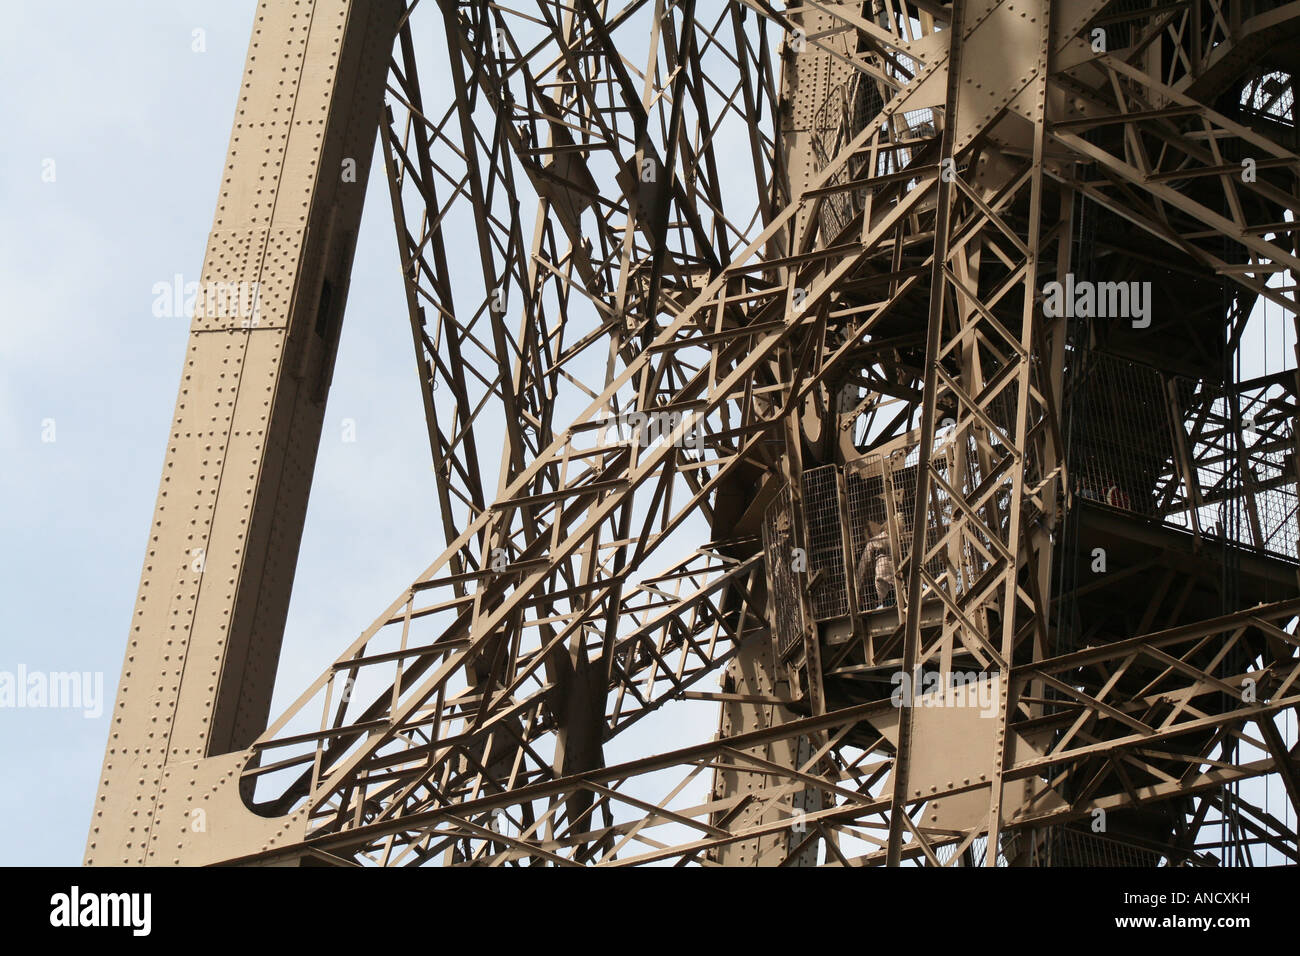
[86,0,402,865]
[886,0,967,867]
[708,0,857,866]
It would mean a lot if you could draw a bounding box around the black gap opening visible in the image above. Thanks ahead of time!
[314,278,335,339]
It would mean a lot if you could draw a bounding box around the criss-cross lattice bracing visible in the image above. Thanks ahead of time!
[87,0,1300,867]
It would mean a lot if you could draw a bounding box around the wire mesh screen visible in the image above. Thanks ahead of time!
[1173,376,1298,559]
[882,433,1010,605]
[757,344,1292,653]
[763,485,807,658]
[1240,70,1295,127]
[886,443,947,595]
[1043,827,1165,867]
[805,48,945,250]
[831,387,1029,614]
[802,465,850,621]
[811,72,881,242]
[845,439,992,612]
[1071,352,1172,513]
[934,834,1007,867]
[931,827,1161,866]
[846,457,890,608]
[1068,352,1299,561]
[847,442,977,613]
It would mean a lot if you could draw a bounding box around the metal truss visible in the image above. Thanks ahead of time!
[89,0,1300,866]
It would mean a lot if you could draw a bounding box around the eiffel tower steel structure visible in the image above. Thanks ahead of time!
[87,0,1300,866]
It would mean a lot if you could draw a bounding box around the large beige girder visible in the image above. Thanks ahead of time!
[90,0,1300,866]
[86,0,403,866]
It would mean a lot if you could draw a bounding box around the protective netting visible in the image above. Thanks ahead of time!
[803,465,851,621]
[1069,352,1299,561]
[762,354,1293,659]
[763,484,807,657]
[809,68,938,243]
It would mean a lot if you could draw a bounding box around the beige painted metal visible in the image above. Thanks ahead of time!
[91,0,1300,866]
[709,0,857,868]
[85,0,403,865]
